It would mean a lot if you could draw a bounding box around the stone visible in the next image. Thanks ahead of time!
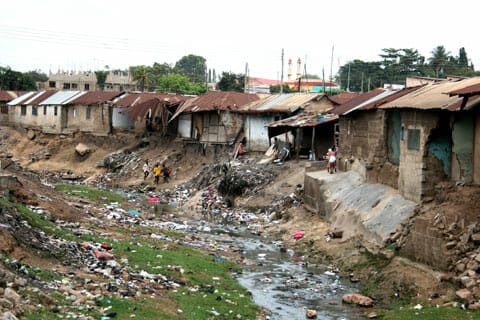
[306,309,317,319]
[0,312,18,320]
[75,143,91,156]
[468,302,480,310]
[3,288,21,306]
[455,288,473,302]
[0,298,13,309]
[471,233,480,244]
[342,293,374,307]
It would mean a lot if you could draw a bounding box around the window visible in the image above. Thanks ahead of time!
[71,83,78,89]
[86,106,91,120]
[84,83,90,90]
[1,105,7,114]
[32,106,38,116]
[54,106,58,116]
[63,83,71,89]
[407,129,420,150]
[43,106,47,115]
[49,81,56,88]
[21,105,26,116]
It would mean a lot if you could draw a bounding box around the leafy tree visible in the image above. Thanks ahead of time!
[157,74,206,95]
[174,55,207,83]
[270,84,293,93]
[94,70,108,91]
[25,70,48,82]
[216,72,245,92]
[428,46,450,78]
[0,67,36,90]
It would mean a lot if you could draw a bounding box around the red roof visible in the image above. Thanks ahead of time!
[114,92,187,108]
[248,77,280,85]
[69,91,124,105]
[448,83,480,96]
[328,92,360,105]
[0,91,22,102]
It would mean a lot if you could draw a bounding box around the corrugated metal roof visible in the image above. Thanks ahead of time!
[181,91,260,112]
[447,83,480,96]
[7,91,36,106]
[331,88,386,115]
[114,92,188,108]
[0,90,21,102]
[328,92,360,105]
[266,112,338,127]
[380,77,480,110]
[39,91,86,105]
[239,92,322,113]
[25,90,59,105]
[69,91,124,105]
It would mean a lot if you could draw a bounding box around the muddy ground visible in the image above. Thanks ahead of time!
[0,125,477,314]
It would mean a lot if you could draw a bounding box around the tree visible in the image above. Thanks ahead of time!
[157,74,206,95]
[428,46,450,78]
[174,55,207,83]
[216,72,245,92]
[270,84,293,93]
[0,67,36,90]
[130,65,152,92]
[95,71,108,91]
[25,70,48,82]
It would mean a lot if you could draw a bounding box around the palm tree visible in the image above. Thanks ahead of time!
[428,46,450,78]
[130,65,150,92]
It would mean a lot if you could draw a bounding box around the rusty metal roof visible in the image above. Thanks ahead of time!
[69,91,124,105]
[447,83,480,96]
[124,96,185,120]
[179,91,260,112]
[239,92,323,113]
[328,92,360,105]
[0,91,22,102]
[114,92,189,108]
[379,77,480,110]
[266,112,338,128]
[331,88,386,115]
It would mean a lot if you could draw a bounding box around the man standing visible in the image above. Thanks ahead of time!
[153,162,161,185]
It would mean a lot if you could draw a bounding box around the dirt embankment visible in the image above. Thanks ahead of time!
[0,125,474,311]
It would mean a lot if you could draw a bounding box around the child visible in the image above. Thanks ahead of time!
[153,162,161,185]
[161,163,171,183]
[143,160,150,180]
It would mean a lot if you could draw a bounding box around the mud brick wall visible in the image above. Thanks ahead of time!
[338,110,398,189]
[400,215,451,270]
[303,173,326,217]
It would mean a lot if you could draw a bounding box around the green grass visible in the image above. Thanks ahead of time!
[377,304,480,319]
[54,184,125,204]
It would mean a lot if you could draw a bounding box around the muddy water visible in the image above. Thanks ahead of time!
[192,223,363,320]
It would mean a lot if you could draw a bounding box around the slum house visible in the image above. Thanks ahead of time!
[265,112,338,160]
[0,91,22,124]
[333,87,423,189]
[448,82,480,184]
[7,90,62,132]
[376,77,480,202]
[119,92,191,136]
[124,93,191,136]
[7,90,122,135]
[238,92,339,152]
[170,91,260,154]
[66,91,124,136]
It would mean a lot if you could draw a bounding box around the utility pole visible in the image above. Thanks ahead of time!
[329,45,334,95]
[280,48,284,93]
[244,62,249,93]
[347,63,351,92]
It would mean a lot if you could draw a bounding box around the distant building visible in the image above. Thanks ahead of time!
[46,70,137,92]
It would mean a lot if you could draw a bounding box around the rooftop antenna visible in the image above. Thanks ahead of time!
[244,62,249,93]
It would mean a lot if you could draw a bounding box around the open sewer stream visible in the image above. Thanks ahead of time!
[185,221,364,320]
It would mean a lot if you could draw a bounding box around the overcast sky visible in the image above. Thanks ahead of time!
[1,0,479,80]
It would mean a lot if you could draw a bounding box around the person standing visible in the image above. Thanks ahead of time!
[143,160,150,180]
[161,163,171,183]
[153,162,161,185]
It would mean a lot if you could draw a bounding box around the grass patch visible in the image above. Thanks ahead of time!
[54,184,125,204]
[378,304,480,319]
